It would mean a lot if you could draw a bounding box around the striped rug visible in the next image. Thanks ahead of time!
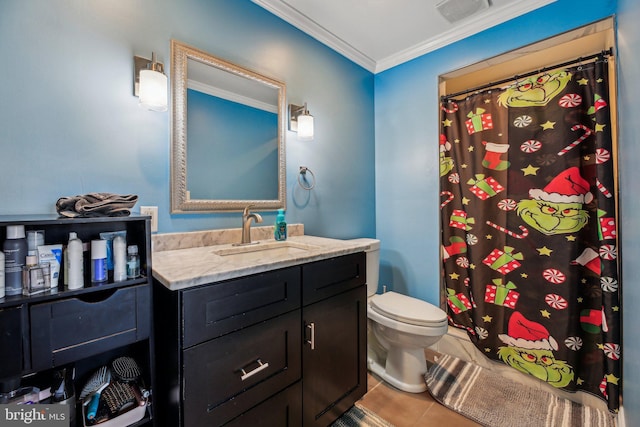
[425,354,617,427]
[331,403,395,427]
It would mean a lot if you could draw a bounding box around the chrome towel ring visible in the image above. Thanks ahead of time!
[298,166,316,190]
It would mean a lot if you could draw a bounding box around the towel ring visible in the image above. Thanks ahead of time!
[298,166,316,190]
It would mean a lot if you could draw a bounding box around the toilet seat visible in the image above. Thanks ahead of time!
[370,291,447,327]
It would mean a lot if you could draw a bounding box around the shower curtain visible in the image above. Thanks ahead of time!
[439,59,620,412]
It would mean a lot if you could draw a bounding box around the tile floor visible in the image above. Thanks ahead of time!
[357,350,480,426]
[357,372,481,427]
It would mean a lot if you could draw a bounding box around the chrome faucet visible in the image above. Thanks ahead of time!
[238,205,263,245]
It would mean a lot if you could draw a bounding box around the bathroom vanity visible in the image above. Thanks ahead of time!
[151,228,371,426]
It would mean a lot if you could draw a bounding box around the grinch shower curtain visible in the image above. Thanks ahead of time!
[439,58,620,412]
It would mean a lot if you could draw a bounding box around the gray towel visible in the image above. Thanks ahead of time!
[56,193,138,217]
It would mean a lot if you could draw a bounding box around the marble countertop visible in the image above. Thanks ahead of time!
[152,228,375,291]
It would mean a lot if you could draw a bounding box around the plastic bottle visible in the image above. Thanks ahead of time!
[0,251,4,298]
[113,235,127,282]
[67,233,84,290]
[3,225,28,296]
[91,240,108,283]
[274,209,287,241]
[26,230,44,256]
[126,245,140,279]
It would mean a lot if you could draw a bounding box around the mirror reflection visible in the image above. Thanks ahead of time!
[170,40,286,212]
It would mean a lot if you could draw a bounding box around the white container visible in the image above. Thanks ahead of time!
[91,240,107,283]
[0,251,4,298]
[67,233,84,290]
[112,235,127,282]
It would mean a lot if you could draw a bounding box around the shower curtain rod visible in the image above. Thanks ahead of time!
[441,48,613,101]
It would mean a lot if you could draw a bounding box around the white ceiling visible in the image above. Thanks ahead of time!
[252,0,556,73]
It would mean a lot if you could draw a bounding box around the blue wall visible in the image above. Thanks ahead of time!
[0,0,376,239]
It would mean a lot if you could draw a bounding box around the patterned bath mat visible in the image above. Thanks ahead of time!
[331,403,395,427]
[426,354,617,427]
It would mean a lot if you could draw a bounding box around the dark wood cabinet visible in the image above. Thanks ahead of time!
[153,250,367,427]
[0,214,154,426]
[302,253,367,427]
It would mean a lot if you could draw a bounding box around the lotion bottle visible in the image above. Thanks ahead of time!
[113,235,127,282]
[274,209,287,241]
[67,232,84,290]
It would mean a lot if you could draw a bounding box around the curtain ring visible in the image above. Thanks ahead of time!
[298,166,316,190]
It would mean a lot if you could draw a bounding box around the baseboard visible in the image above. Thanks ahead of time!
[617,405,626,427]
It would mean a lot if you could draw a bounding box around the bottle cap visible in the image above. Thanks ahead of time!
[69,232,78,240]
[6,225,25,239]
[128,245,139,255]
[26,255,38,265]
[91,240,107,259]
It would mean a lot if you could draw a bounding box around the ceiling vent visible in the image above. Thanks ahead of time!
[436,0,490,23]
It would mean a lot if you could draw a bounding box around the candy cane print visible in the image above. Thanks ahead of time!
[440,190,455,209]
[596,178,613,198]
[485,221,529,239]
[441,101,459,114]
[557,124,593,156]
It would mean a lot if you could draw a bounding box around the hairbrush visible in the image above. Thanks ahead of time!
[82,367,111,420]
[102,381,136,415]
[79,366,110,402]
[111,356,147,405]
[111,357,141,382]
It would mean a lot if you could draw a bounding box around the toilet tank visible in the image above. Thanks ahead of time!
[349,238,380,297]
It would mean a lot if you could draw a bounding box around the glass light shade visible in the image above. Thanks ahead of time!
[139,69,168,112]
[297,114,314,141]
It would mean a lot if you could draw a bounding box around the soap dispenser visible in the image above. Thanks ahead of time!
[274,209,287,241]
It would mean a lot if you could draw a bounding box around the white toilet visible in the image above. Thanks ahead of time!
[352,238,448,393]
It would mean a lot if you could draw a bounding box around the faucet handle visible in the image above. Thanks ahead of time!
[242,205,253,216]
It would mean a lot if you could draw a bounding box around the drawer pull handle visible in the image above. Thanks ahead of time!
[240,359,269,381]
[307,322,315,350]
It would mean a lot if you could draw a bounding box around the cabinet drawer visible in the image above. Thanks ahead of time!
[224,382,301,427]
[30,285,150,371]
[183,309,301,427]
[182,266,300,348]
[302,252,366,305]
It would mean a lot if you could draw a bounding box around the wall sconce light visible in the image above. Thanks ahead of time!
[288,103,314,141]
[134,52,168,112]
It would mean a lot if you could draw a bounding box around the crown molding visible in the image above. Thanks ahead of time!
[251,0,377,72]
[375,0,557,73]
[253,0,556,74]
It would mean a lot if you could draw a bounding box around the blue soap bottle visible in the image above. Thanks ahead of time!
[274,209,287,241]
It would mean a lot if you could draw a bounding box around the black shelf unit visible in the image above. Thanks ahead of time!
[0,214,154,427]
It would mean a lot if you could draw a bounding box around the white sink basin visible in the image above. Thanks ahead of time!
[214,241,320,257]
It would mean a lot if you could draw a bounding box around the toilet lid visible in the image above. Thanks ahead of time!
[370,291,448,327]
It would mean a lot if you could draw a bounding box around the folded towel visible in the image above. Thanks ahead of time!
[56,193,139,218]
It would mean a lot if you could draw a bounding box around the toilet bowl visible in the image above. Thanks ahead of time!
[350,238,448,393]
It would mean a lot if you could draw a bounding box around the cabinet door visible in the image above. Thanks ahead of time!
[302,285,367,427]
[0,306,24,381]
